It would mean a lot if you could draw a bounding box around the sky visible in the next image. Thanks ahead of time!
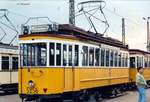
[0,0,150,51]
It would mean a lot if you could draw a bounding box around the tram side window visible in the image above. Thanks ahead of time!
[56,43,61,66]
[74,45,79,66]
[2,56,9,70]
[23,45,28,66]
[147,57,149,67]
[114,52,118,67]
[122,53,125,67]
[89,47,94,66]
[137,56,140,67]
[118,53,121,67]
[148,57,149,67]
[12,57,18,69]
[144,57,148,68]
[101,49,105,66]
[27,45,31,66]
[149,57,150,67]
[137,56,142,68]
[82,46,88,66]
[106,50,110,67]
[125,54,128,67]
[130,57,135,68]
[95,48,100,66]
[68,45,72,66]
[110,51,114,67]
[63,44,67,66]
[50,43,55,66]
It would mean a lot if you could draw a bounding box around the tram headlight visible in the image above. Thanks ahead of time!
[28,80,34,88]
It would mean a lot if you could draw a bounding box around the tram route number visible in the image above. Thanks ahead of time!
[27,87,38,94]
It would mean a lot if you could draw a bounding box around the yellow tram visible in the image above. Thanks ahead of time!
[19,24,130,101]
[129,49,150,85]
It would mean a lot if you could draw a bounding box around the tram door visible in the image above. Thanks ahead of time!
[64,44,74,91]
[130,57,136,68]
[129,57,136,82]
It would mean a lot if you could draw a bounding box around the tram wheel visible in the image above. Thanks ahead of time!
[95,91,102,102]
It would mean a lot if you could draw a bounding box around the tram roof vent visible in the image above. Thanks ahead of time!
[22,24,59,34]
[21,17,59,35]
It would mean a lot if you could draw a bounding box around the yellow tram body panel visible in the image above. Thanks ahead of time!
[79,68,110,89]
[129,68,150,82]
[19,67,129,95]
[143,68,150,80]
[19,35,80,43]
[129,68,137,82]
[110,68,129,85]
[19,68,64,94]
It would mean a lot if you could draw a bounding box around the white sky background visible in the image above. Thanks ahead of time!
[0,0,149,51]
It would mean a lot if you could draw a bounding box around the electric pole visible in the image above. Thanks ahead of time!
[122,18,125,45]
[69,0,75,25]
[143,17,150,52]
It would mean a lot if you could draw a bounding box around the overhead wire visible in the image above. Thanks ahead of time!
[104,7,145,30]
[0,9,19,44]
[76,0,109,35]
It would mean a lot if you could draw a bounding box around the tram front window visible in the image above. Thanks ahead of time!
[21,43,47,66]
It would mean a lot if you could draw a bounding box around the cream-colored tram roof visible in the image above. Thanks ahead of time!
[0,43,18,55]
[19,24,129,51]
[129,49,150,56]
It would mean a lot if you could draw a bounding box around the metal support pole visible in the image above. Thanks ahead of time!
[69,0,75,25]
[122,18,125,45]
[147,20,150,52]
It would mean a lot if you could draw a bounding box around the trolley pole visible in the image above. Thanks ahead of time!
[69,0,75,25]
[122,18,125,45]
[143,17,150,52]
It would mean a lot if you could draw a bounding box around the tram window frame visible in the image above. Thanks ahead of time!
[12,57,18,70]
[1,56,9,71]
[101,49,105,66]
[82,46,88,66]
[63,44,67,66]
[74,45,79,66]
[110,51,114,67]
[106,50,110,67]
[49,43,55,66]
[68,45,73,66]
[95,48,100,66]
[89,47,94,66]
[56,43,61,66]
